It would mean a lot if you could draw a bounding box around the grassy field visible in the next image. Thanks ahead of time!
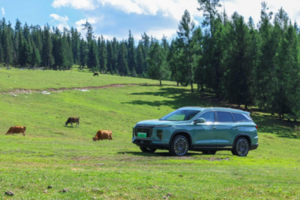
[0,67,299,199]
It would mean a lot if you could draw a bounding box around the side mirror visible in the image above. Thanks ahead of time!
[194,118,206,124]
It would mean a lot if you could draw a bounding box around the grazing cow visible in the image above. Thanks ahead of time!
[5,126,26,136]
[93,130,113,141]
[93,73,99,76]
[65,117,80,127]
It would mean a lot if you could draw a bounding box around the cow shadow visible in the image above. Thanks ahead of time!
[64,126,79,128]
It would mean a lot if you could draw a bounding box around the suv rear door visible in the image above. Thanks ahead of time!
[215,111,236,146]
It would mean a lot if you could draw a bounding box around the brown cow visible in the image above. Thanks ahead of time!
[5,126,26,136]
[93,73,99,76]
[93,130,113,141]
[65,117,80,127]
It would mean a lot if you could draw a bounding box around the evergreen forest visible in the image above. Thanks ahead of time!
[1,0,300,120]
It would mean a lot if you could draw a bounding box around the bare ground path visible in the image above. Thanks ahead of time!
[0,83,162,94]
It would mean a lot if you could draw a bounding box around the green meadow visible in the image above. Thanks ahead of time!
[0,68,299,199]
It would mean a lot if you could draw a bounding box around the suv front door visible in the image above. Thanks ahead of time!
[192,111,217,147]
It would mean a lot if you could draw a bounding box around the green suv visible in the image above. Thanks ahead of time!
[132,107,258,156]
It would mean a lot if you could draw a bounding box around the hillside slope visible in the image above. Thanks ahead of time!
[0,68,299,199]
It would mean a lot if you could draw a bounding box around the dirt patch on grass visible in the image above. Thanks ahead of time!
[0,83,160,94]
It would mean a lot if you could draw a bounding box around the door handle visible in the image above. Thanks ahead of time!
[234,127,239,130]
[212,126,216,129]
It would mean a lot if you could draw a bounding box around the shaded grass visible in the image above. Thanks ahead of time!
[0,69,299,199]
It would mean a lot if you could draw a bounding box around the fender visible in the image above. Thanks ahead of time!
[169,130,193,146]
[233,133,252,146]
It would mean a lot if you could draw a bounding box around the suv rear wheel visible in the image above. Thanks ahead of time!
[140,147,156,153]
[169,135,189,156]
[232,137,249,156]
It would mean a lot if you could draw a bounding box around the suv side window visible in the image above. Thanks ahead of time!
[216,112,234,122]
[198,112,215,122]
[232,113,252,122]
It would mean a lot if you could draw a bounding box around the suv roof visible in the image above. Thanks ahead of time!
[178,107,249,114]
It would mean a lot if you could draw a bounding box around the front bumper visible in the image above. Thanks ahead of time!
[132,138,170,150]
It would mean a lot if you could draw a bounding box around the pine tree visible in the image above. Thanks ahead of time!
[71,27,80,64]
[87,40,99,71]
[0,42,3,64]
[197,0,224,98]
[168,39,182,86]
[19,40,31,67]
[112,37,119,74]
[42,25,54,68]
[51,27,60,70]
[79,38,88,69]
[13,19,22,65]
[177,9,196,92]
[99,35,107,73]
[141,33,150,74]
[64,29,73,69]
[136,42,145,75]
[106,40,114,74]
[117,42,129,76]
[31,47,41,67]
[256,2,277,112]
[82,21,93,43]
[127,30,136,74]
[147,41,170,86]
[223,12,256,109]
[3,26,13,68]
[191,26,204,91]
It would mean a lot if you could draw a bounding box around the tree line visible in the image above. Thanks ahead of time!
[0,0,300,120]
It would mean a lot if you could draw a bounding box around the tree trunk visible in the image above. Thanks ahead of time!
[159,79,162,86]
[191,80,194,93]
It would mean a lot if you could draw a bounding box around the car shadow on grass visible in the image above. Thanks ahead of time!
[118,151,202,157]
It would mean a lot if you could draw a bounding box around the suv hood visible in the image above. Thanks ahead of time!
[135,119,186,126]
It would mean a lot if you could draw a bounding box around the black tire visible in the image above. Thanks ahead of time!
[139,147,156,153]
[232,137,249,156]
[169,135,189,156]
[202,150,217,155]
[231,150,237,155]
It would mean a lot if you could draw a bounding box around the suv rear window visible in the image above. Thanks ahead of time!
[217,112,234,122]
[232,113,253,122]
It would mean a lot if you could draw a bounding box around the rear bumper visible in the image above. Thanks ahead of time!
[250,144,258,150]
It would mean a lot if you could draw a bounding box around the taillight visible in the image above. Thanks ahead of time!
[255,125,258,129]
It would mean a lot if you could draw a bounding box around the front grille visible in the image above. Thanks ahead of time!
[134,127,153,137]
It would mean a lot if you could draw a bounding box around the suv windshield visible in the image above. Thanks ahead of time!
[160,110,201,121]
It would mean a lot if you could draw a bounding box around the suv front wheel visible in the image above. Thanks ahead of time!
[232,137,249,156]
[169,135,189,156]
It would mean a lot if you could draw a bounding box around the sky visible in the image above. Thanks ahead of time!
[1,0,300,42]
